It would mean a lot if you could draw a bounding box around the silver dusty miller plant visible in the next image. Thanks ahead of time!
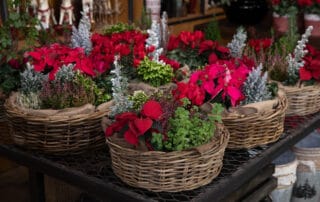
[20,63,48,94]
[286,26,313,85]
[146,20,163,61]
[54,64,75,84]
[18,63,48,109]
[241,63,271,105]
[227,26,247,58]
[110,56,133,117]
[71,12,92,55]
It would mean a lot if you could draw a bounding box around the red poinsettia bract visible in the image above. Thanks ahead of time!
[26,43,95,80]
[105,100,164,146]
[173,59,251,106]
[90,30,151,74]
[300,45,320,81]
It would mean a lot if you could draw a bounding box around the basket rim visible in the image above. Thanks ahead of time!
[222,88,287,120]
[5,92,113,121]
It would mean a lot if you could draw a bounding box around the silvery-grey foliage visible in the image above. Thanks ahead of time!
[20,63,48,94]
[54,64,76,83]
[287,26,313,83]
[242,63,271,105]
[71,12,92,55]
[110,56,133,117]
[146,20,163,61]
[227,26,247,58]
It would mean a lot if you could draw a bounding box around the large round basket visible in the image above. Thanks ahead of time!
[4,92,113,155]
[279,83,320,116]
[106,123,229,192]
[222,89,287,149]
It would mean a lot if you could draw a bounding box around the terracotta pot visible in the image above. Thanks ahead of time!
[273,13,289,34]
[304,14,320,37]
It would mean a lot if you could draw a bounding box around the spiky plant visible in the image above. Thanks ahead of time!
[110,56,133,117]
[227,26,247,58]
[71,12,92,55]
[242,63,271,105]
[286,26,313,85]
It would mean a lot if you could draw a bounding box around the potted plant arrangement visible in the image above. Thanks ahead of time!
[173,28,287,149]
[4,13,113,155]
[297,0,320,37]
[165,29,230,81]
[275,26,320,116]
[271,0,298,34]
[104,57,229,192]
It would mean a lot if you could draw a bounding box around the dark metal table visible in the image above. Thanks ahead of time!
[0,113,320,202]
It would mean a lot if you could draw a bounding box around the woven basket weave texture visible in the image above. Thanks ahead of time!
[106,123,229,192]
[280,84,320,116]
[222,89,287,149]
[5,93,112,155]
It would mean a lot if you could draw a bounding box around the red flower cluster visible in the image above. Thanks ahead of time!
[90,30,152,73]
[297,0,320,7]
[300,45,320,81]
[167,30,205,51]
[167,30,230,63]
[26,43,95,80]
[174,59,251,106]
[159,55,180,70]
[297,0,320,14]
[105,100,163,145]
[248,38,273,53]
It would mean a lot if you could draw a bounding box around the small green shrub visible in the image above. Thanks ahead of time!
[137,57,174,87]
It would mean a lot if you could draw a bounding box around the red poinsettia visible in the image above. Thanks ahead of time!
[173,59,251,107]
[166,30,230,68]
[105,100,164,146]
[299,45,320,81]
[90,30,152,74]
[26,43,95,80]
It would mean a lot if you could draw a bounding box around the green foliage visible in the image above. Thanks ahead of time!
[163,100,223,151]
[205,15,222,42]
[128,90,149,111]
[0,0,39,61]
[166,49,205,70]
[267,82,279,97]
[0,63,21,95]
[93,72,113,104]
[151,133,163,151]
[137,57,174,87]
[74,72,111,106]
[103,22,136,35]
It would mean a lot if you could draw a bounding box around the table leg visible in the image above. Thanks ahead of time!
[29,169,45,202]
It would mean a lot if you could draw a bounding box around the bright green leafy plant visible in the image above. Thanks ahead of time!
[137,57,174,87]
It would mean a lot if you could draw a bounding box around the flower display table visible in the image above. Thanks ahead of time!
[0,113,320,201]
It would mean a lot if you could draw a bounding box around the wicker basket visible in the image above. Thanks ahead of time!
[279,83,320,116]
[0,101,11,144]
[222,89,287,149]
[106,123,229,192]
[4,92,113,155]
